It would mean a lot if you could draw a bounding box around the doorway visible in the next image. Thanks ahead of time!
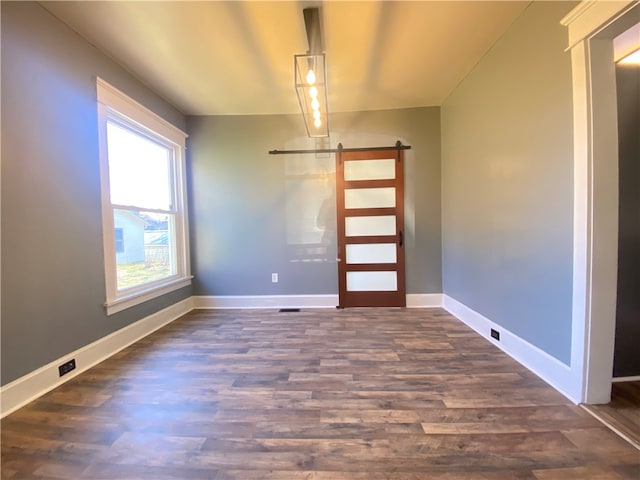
[581,20,640,445]
[562,1,639,408]
[335,148,406,307]
[612,55,640,380]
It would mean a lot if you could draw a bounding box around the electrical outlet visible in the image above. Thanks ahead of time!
[490,328,500,341]
[58,358,76,377]
[272,273,278,283]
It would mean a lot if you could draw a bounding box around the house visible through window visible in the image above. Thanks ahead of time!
[97,78,191,315]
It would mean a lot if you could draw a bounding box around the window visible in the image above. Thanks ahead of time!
[114,228,124,253]
[97,78,191,315]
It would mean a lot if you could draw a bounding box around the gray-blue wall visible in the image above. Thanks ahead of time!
[441,2,576,364]
[1,2,191,385]
[187,108,442,297]
[2,0,582,387]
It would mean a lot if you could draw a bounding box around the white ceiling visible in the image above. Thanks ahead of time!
[42,1,531,116]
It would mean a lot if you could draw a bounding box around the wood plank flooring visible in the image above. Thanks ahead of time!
[2,308,639,479]
[583,381,640,449]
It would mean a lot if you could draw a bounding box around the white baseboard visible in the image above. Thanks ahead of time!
[612,375,640,383]
[7,293,582,417]
[193,294,444,310]
[192,295,339,309]
[443,295,580,404]
[406,293,443,308]
[0,297,193,418]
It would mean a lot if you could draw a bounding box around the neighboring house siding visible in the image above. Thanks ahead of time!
[114,211,146,264]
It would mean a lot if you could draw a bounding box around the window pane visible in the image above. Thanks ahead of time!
[346,271,397,291]
[344,159,395,181]
[345,215,396,236]
[346,243,396,264]
[107,121,173,210]
[114,209,176,291]
[344,187,396,209]
[114,228,124,253]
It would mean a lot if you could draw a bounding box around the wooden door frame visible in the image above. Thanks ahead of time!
[335,148,405,308]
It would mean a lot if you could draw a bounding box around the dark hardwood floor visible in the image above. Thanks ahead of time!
[583,381,640,449]
[2,308,639,479]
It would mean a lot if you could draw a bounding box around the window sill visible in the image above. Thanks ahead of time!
[105,276,193,316]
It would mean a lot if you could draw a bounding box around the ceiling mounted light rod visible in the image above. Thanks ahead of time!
[303,7,323,54]
[295,7,329,138]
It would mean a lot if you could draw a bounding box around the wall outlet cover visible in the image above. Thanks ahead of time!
[58,358,76,377]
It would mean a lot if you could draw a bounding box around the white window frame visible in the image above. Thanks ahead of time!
[97,78,191,315]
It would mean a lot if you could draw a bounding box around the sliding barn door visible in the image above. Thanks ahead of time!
[336,148,405,307]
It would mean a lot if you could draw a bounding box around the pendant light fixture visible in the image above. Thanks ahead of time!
[294,7,329,138]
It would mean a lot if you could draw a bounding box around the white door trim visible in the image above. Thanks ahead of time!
[561,0,638,404]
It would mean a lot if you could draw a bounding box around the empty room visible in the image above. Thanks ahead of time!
[2,1,639,479]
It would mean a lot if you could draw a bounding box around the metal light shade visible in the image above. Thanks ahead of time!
[295,53,329,138]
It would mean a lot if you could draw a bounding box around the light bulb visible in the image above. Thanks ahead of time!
[311,98,320,110]
[313,110,321,120]
[314,118,322,128]
[309,86,318,98]
[306,69,316,84]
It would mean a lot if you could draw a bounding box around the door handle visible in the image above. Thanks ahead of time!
[399,230,403,247]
